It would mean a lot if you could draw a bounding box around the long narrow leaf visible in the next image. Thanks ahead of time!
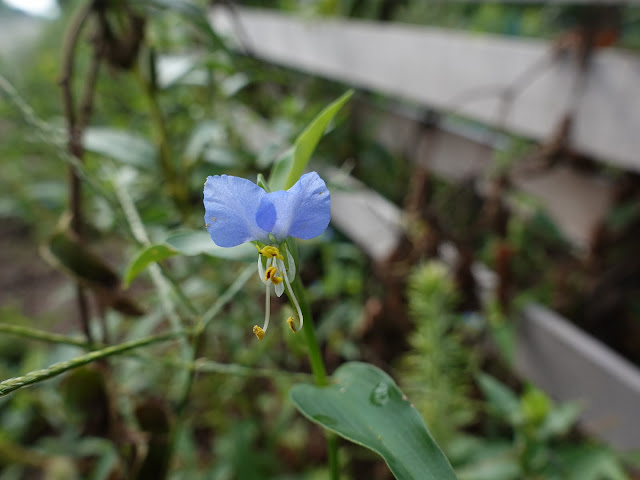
[270,90,353,190]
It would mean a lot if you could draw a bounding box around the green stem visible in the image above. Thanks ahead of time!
[134,61,188,214]
[134,64,173,182]
[0,323,92,349]
[290,275,339,479]
[193,359,312,381]
[291,276,327,386]
[328,435,339,479]
[158,262,199,317]
[174,264,255,415]
[201,265,255,330]
[0,330,187,397]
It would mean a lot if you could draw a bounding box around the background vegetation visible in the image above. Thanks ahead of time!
[0,1,638,478]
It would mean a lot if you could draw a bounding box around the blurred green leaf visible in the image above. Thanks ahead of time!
[539,402,581,439]
[84,127,156,169]
[456,452,520,480]
[447,435,518,479]
[521,387,550,427]
[558,444,629,480]
[135,399,172,480]
[42,231,144,316]
[290,362,457,480]
[124,244,178,287]
[270,90,353,191]
[184,120,223,165]
[477,374,521,425]
[132,0,228,51]
[165,230,255,261]
[155,54,204,89]
[219,73,250,98]
[202,147,240,167]
[42,231,120,290]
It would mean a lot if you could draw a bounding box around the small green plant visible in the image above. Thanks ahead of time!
[398,261,478,446]
[466,373,629,480]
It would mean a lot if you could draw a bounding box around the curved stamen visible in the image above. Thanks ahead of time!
[253,282,271,340]
[280,261,304,332]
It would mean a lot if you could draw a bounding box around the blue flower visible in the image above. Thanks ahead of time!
[203,172,331,339]
[203,172,330,248]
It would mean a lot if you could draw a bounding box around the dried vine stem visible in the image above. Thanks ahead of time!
[60,2,92,232]
[59,2,104,345]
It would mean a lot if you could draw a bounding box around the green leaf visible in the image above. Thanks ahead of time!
[270,90,353,191]
[539,402,581,439]
[268,147,295,191]
[42,231,120,290]
[123,231,256,286]
[156,54,205,89]
[165,230,255,261]
[558,444,629,480]
[448,436,519,480]
[123,244,178,287]
[84,127,156,169]
[183,120,223,165]
[42,231,145,316]
[456,453,520,480]
[290,362,457,480]
[476,373,521,425]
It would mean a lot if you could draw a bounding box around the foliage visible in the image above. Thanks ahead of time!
[0,2,456,478]
[291,362,456,480]
[397,262,477,445]
[466,374,629,480]
[0,1,636,479]
[396,262,630,479]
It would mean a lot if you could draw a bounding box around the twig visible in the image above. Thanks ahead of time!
[60,2,93,234]
[76,285,94,344]
[0,330,186,398]
[0,323,93,348]
[59,3,101,345]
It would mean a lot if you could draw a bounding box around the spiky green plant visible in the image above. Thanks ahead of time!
[397,261,478,445]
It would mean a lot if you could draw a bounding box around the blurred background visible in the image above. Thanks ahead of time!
[0,0,639,479]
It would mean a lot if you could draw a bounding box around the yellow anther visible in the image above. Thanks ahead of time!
[253,325,265,340]
[257,245,284,260]
[265,266,283,284]
[287,316,297,333]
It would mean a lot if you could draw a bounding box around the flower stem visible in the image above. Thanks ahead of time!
[134,60,189,216]
[290,276,339,479]
[291,276,327,386]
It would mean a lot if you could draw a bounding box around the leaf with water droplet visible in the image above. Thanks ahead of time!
[290,362,457,480]
[370,381,390,406]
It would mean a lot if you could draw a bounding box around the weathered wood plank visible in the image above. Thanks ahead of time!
[324,169,404,260]
[357,102,614,249]
[210,6,640,172]
[516,304,640,450]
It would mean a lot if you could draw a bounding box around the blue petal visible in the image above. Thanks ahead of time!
[256,172,330,242]
[203,175,270,247]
